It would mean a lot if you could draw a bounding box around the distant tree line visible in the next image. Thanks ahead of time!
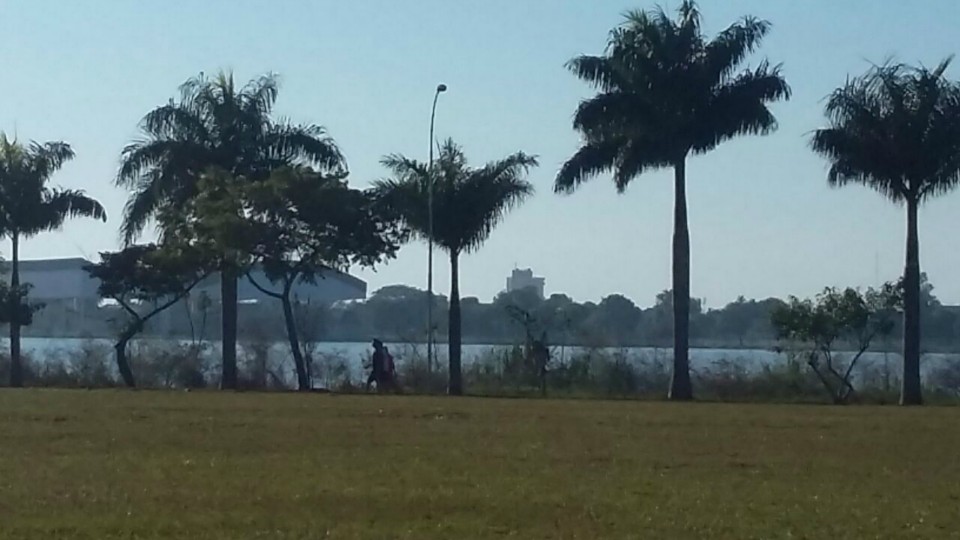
[18,272,959,356]
[314,274,959,352]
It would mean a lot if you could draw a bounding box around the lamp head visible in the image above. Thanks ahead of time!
[437,84,448,93]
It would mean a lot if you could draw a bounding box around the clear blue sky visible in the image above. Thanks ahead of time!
[2,0,959,307]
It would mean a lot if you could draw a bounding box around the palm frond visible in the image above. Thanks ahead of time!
[141,103,209,141]
[265,123,345,172]
[474,152,538,182]
[120,168,179,244]
[117,139,206,188]
[566,55,626,91]
[28,141,74,179]
[573,92,660,138]
[812,126,907,202]
[371,177,429,241]
[613,139,676,191]
[554,140,623,194]
[29,189,107,235]
[693,61,791,154]
[456,159,536,253]
[704,16,771,82]
[675,0,703,49]
[380,154,429,181]
[241,73,280,119]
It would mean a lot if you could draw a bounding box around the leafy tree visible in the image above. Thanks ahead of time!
[771,286,898,404]
[0,135,106,387]
[555,1,790,400]
[353,285,451,344]
[376,139,537,395]
[711,297,785,347]
[85,245,212,387]
[366,285,433,340]
[719,296,749,346]
[370,285,426,303]
[537,293,580,344]
[185,167,405,391]
[493,287,544,322]
[591,294,642,345]
[116,71,343,389]
[0,282,42,339]
[811,59,960,405]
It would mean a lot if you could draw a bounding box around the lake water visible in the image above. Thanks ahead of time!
[11,337,958,383]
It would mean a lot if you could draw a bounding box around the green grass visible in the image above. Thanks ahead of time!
[1,390,958,539]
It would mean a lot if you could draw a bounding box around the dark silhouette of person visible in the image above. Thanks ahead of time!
[366,339,386,392]
[533,332,550,396]
[381,346,397,392]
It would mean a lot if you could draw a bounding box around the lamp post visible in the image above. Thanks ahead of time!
[427,83,447,372]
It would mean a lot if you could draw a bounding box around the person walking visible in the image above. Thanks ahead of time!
[366,339,386,392]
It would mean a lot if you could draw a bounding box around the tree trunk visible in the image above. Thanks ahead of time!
[114,330,137,388]
[901,199,922,405]
[9,233,22,388]
[220,268,239,390]
[668,159,693,401]
[281,293,310,392]
[448,251,463,396]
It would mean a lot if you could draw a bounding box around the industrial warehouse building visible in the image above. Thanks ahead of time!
[6,258,367,337]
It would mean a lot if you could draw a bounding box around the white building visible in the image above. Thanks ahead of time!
[188,266,367,305]
[10,258,101,303]
[6,258,367,334]
[10,258,367,304]
[506,268,545,299]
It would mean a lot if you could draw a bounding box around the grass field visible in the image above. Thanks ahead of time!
[1,391,958,539]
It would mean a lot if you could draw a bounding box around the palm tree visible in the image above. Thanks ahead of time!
[0,134,106,387]
[116,71,344,389]
[811,59,960,405]
[555,1,790,400]
[376,139,537,395]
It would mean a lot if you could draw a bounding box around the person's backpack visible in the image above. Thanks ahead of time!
[384,351,395,373]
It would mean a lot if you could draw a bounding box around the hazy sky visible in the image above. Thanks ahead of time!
[2,0,959,307]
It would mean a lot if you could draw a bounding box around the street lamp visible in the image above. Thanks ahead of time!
[427,83,447,372]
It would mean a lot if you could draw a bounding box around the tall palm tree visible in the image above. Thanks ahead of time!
[376,139,537,395]
[117,71,344,389]
[0,134,106,387]
[811,59,960,405]
[555,1,790,400]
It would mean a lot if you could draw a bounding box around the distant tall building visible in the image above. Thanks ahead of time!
[506,268,545,299]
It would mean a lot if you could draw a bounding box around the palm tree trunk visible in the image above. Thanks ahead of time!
[901,199,922,405]
[9,232,22,388]
[448,251,463,396]
[281,293,310,392]
[220,268,239,390]
[669,159,693,401]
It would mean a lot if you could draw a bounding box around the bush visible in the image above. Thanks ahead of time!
[694,357,823,402]
[928,357,960,399]
[131,342,211,389]
[0,341,118,388]
[67,340,116,387]
[309,349,352,391]
[394,344,447,394]
[0,350,33,386]
[238,340,290,391]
